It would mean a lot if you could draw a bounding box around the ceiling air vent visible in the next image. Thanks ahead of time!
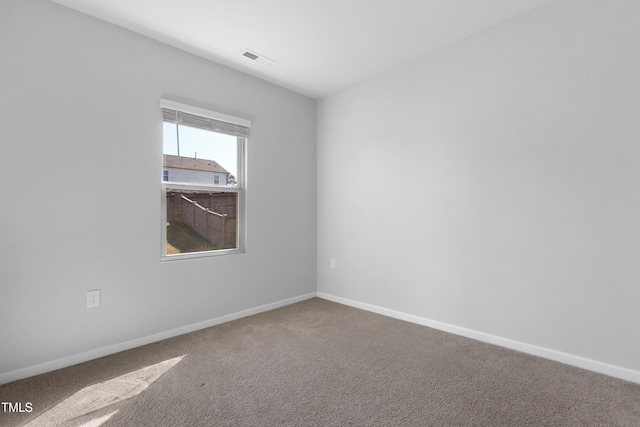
[243,51,259,60]
[241,49,274,66]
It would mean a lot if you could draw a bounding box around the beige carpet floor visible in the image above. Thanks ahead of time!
[1,298,639,426]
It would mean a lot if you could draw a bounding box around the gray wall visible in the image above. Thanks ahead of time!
[318,0,640,372]
[0,0,316,377]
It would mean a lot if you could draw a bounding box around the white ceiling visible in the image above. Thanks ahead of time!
[51,0,553,99]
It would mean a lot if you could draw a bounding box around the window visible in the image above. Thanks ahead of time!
[160,99,249,260]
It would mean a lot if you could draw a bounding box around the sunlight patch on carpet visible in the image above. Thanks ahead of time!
[24,355,185,427]
[76,410,119,427]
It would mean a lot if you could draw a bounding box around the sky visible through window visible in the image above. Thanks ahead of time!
[163,123,237,177]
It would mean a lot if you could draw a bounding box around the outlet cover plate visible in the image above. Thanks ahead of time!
[87,289,101,308]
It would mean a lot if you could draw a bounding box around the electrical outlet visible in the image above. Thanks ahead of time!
[330,258,336,269]
[87,290,101,308]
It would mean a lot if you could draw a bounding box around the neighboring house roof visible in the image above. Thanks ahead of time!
[163,154,230,174]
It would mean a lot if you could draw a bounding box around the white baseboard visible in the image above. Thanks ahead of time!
[6,291,638,386]
[317,292,640,385]
[0,292,317,385]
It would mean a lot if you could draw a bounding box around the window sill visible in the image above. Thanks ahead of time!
[161,248,245,262]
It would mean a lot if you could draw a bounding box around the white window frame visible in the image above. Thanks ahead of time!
[160,99,249,261]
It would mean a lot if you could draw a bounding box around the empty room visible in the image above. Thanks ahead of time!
[1,0,639,425]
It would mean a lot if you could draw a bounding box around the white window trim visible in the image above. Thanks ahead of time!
[160,99,248,262]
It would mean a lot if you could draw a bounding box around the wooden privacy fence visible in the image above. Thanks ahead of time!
[168,193,236,249]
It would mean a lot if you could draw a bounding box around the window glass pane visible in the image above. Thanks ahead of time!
[161,102,246,259]
[166,189,238,254]
[163,123,238,186]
